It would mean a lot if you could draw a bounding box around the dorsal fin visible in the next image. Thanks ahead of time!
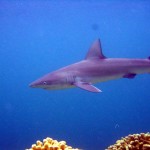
[85,39,106,60]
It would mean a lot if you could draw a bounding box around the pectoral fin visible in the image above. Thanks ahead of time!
[74,82,102,93]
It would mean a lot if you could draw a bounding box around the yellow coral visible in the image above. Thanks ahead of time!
[106,132,150,150]
[26,137,80,150]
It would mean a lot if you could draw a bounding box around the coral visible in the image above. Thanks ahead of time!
[26,137,80,150]
[106,132,150,150]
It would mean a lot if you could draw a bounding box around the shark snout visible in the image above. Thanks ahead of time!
[29,78,48,88]
[29,82,36,88]
[29,80,40,88]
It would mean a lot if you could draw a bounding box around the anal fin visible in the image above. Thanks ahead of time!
[123,73,136,79]
[74,82,102,93]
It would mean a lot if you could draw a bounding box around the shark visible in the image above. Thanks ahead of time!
[29,39,150,93]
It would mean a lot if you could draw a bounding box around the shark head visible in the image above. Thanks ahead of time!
[29,71,70,90]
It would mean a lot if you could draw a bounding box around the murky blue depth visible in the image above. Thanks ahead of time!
[0,1,150,150]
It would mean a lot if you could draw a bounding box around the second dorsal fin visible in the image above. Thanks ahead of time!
[85,39,106,60]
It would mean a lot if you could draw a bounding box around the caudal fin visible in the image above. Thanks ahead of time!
[148,57,150,73]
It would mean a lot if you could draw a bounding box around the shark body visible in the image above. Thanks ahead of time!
[30,39,150,93]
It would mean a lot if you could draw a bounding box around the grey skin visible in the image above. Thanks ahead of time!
[29,39,150,93]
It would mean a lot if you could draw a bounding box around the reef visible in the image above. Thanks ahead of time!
[26,137,80,150]
[106,132,150,150]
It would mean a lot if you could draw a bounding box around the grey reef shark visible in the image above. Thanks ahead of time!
[30,39,150,93]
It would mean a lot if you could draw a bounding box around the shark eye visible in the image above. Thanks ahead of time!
[43,81,47,85]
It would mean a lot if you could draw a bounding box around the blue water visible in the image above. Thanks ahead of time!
[0,1,150,150]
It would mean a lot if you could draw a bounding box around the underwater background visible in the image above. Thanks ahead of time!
[0,1,150,150]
